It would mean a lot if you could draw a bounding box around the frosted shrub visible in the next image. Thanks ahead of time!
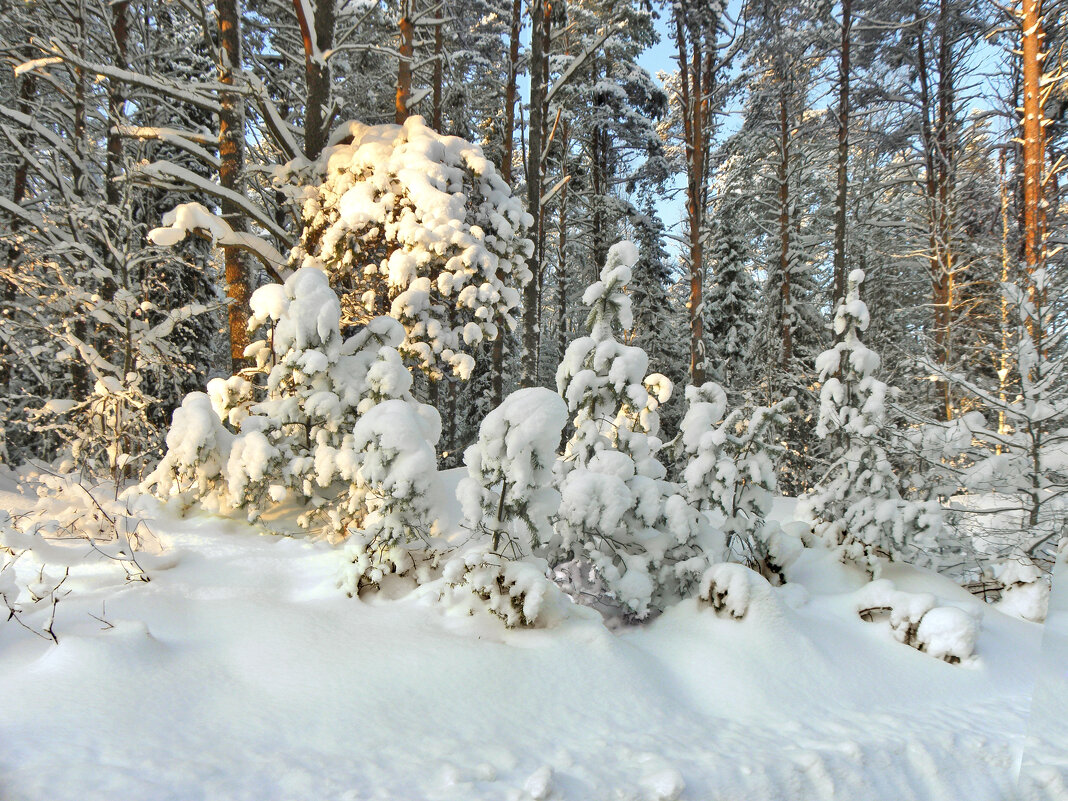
[1,472,154,641]
[445,388,568,627]
[994,557,1049,623]
[799,270,941,574]
[337,399,442,594]
[551,242,710,620]
[458,387,568,555]
[856,580,979,664]
[291,116,534,380]
[146,269,443,567]
[699,563,765,620]
[680,382,797,582]
[442,548,557,628]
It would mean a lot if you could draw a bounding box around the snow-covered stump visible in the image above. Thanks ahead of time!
[855,580,980,664]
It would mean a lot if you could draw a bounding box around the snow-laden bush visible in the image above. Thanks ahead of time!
[337,399,442,594]
[680,382,797,582]
[994,557,1050,622]
[855,579,979,664]
[290,116,534,380]
[698,563,767,619]
[458,387,568,556]
[799,270,941,574]
[146,268,442,560]
[550,242,710,620]
[446,388,568,627]
[441,547,559,628]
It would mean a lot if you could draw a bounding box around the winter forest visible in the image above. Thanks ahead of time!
[0,0,1066,796]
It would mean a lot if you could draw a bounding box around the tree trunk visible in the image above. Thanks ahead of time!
[219,0,252,372]
[832,0,851,329]
[432,19,443,131]
[521,0,548,387]
[1020,0,1046,341]
[492,0,522,406]
[395,3,414,124]
[71,0,91,400]
[778,89,792,368]
[0,73,36,393]
[293,0,335,159]
[916,24,952,420]
[674,9,707,386]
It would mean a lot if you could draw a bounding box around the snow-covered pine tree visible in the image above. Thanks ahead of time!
[457,387,568,557]
[445,387,569,628]
[291,116,534,383]
[146,268,444,582]
[680,382,797,581]
[799,269,941,574]
[919,270,1068,569]
[551,242,710,619]
[705,218,757,392]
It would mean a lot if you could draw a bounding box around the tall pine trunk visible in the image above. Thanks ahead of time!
[395,2,414,124]
[293,0,335,159]
[219,0,251,372]
[493,0,523,406]
[521,0,548,387]
[832,0,851,326]
[674,10,707,386]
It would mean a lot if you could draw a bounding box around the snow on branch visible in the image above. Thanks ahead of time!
[115,126,219,168]
[545,24,622,107]
[37,42,223,112]
[148,202,288,283]
[138,162,292,247]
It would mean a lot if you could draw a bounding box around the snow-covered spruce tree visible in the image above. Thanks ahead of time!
[289,116,534,382]
[446,387,569,627]
[680,382,797,582]
[705,219,757,392]
[146,268,443,585]
[799,270,941,574]
[551,242,710,620]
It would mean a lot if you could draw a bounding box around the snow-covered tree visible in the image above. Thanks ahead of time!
[457,387,568,557]
[291,116,534,382]
[146,268,442,564]
[680,382,797,581]
[445,386,570,629]
[799,269,941,574]
[551,242,710,619]
[921,270,1068,568]
[705,219,757,391]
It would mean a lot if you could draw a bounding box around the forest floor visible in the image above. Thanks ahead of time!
[0,475,1063,801]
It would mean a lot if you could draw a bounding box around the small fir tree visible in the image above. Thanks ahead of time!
[799,270,940,574]
[680,382,797,581]
[551,242,710,619]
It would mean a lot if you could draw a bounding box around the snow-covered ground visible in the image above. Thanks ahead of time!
[0,481,1060,801]
[1019,547,1068,800]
